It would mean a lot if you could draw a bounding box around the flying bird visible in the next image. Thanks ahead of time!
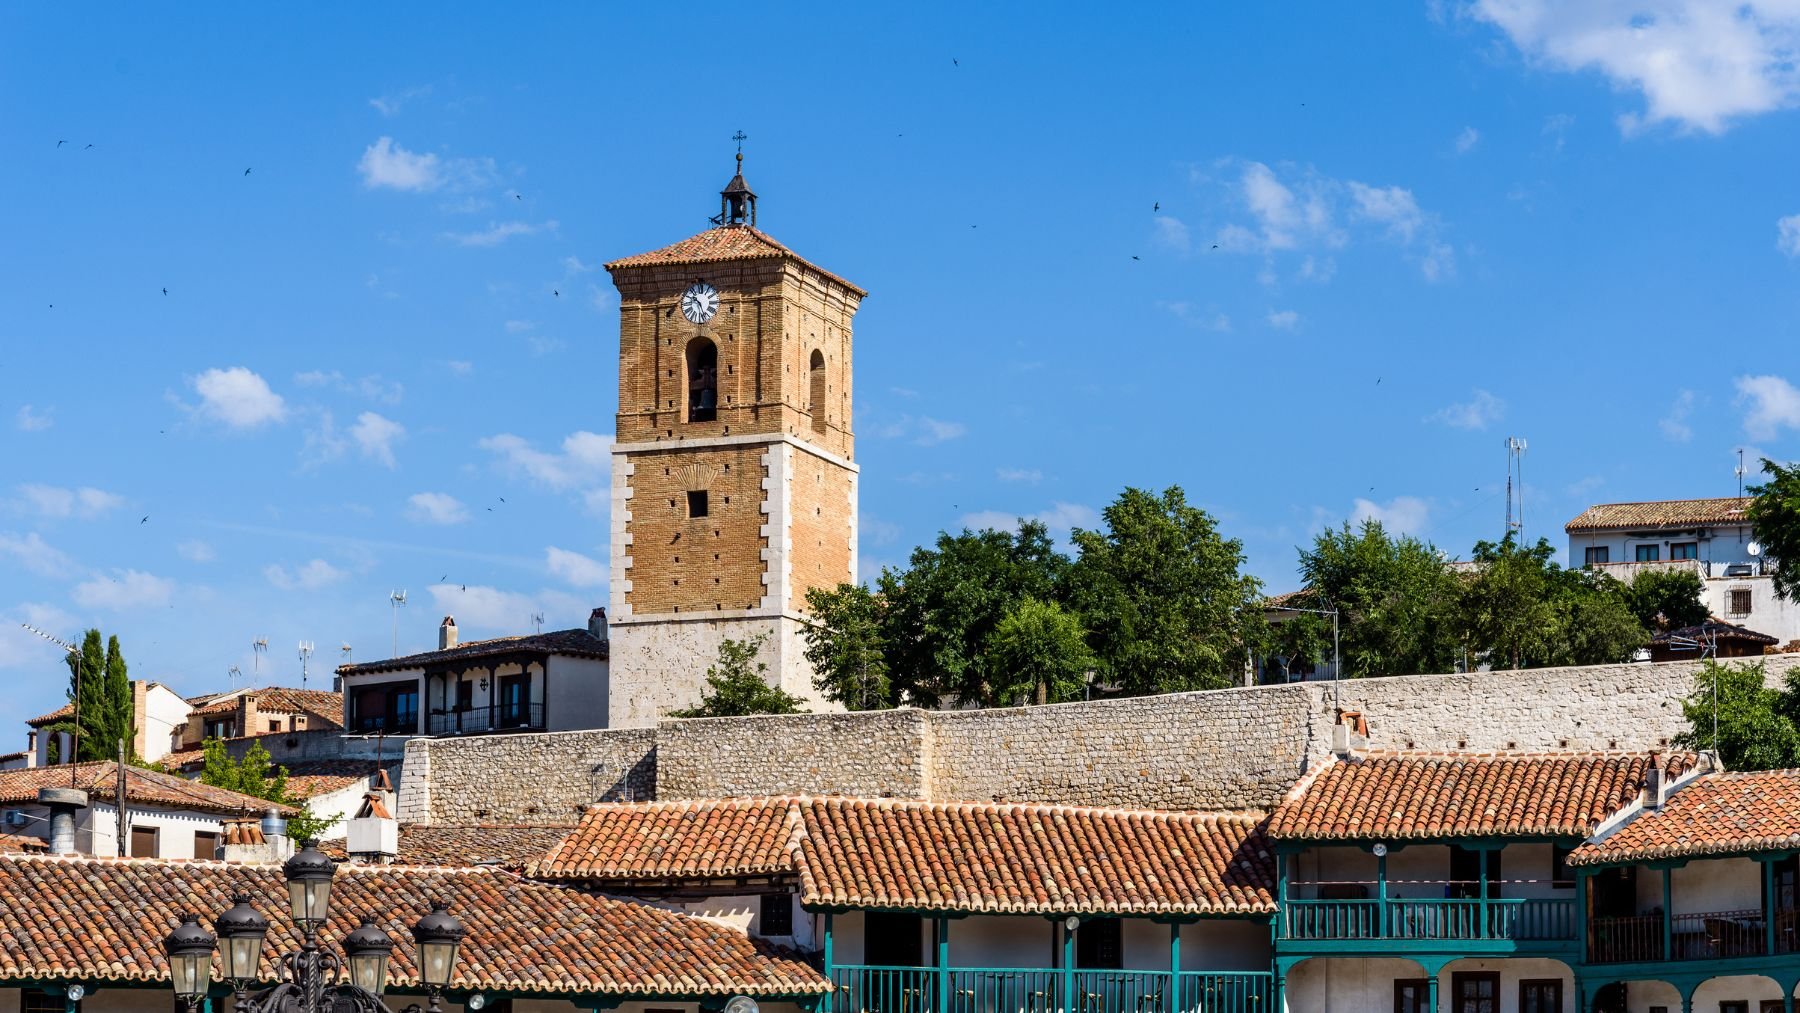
[140,516,149,524]
[953,58,959,67]
[84,144,93,150]
[1153,202,1160,212]
[1131,256,1140,261]
[515,193,523,200]
[243,168,251,176]
[553,289,560,297]
[1210,244,1219,250]
[162,287,168,296]
[57,140,67,147]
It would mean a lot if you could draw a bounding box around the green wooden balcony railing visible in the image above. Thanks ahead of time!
[1279,897,1577,942]
[824,965,1274,1013]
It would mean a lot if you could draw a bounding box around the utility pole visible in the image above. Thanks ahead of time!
[115,739,128,857]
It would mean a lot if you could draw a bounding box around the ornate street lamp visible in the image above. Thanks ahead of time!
[162,913,216,1013]
[204,847,468,1013]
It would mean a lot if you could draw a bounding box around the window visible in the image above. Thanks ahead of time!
[23,994,79,1013]
[1636,544,1661,562]
[1731,588,1754,616]
[1585,546,1611,566]
[352,681,418,734]
[1719,1003,1749,1013]
[687,490,709,518]
[686,338,718,422]
[130,826,158,858]
[864,911,922,967]
[1075,917,1122,970]
[808,349,827,435]
[1519,979,1562,1013]
[206,718,235,739]
[1773,855,1798,910]
[455,679,474,713]
[1671,541,1699,560]
[1394,979,1430,1013]
[759,893,793,936]
[1451,971,1500,1013]
[268,719,280,732]
[194,830,219,858]
[1450,846,1501,898]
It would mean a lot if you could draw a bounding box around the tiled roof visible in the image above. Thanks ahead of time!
[284,774,366,800]
[1651,621,1779,648]
[0,833,45,854]
[324,824,576,870]
[161,747,204,770]
[537,798,799,879]
[605,226,867,296]
[537,797,1275,917]
[26,702,73,726]
[1570,769,1800,866]
[1565,497,1752,532]
[336,628,606,676]
[1266,750,1693,842]
[0,762,297,817]
[0,854,826,997]
[189,688,344,724]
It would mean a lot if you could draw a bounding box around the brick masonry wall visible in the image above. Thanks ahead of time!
[624,443,769,615]
[786,447,855,607]
[401,658,1799,822]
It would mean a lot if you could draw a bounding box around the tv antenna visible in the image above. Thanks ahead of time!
[1505,437,1528,540]
[297,641,315,687]
[19,623,81,781]
[340,642,353,665]
[530,611,545,635]
[389,590,408,657]
[1737,448,1748,498]
[251,637,269,677]
[228,665,242,688]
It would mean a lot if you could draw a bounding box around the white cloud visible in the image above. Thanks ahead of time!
[960,502,1100,538]
[1153,215,1191,251]
[504,320,535,334]
[1736,374,1800,439]
[1266,310,1300,330]
[0,532,75,577]
[1661,389,1697,442]
[445,220,559,247]
[300,410,349,468]
[1472,1,1800,134]
[867,415,967,446]
[176,539,216,563]
[1430,389,1507,431]
[72,569,175,610]
[350,411,405,468]
[545,547,608,588]
[369,85,431,117]
[425,584,543,630]
[1208,160,1451,281]
[191,367,286,429]
[357,137,443,191]
[1454,126,1481,154]
[263,559,347,591]
[861,516,903,546]
[294,371,404,404]
[1352,495,1431,536]
[1779,214,1800,256]
[1161,302,1233,331]
[446,360,474,376]
[407,492,470,526]
[14,485,125,519]
[562,256,595,274]
[477,431,613,490]
[996,468,1043,483]
[15,405,51,431]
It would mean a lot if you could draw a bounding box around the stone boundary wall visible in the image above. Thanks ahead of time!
[397,727,656,824]
[655,708,928,800]
[399,657,1799,822]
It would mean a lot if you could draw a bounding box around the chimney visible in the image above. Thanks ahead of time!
[1645,756,1667,810]
[25,730,37,768]
[36,787,87,854]
[218,814,294,864]
[588,607,608,640]
[439,616,458,651]
[1331,709,1369,760]
[345,789,398,864]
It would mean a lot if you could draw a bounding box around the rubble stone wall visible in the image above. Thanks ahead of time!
[397,727,656,824]
[655,707,928,800]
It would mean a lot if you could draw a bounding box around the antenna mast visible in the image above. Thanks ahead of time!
[252,638,268,681]
[530,611,545,635]
[297,641,315,688]
[389,590,408,657]
[1505,437,1528,540]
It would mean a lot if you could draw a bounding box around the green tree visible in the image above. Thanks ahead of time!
[1624,568,1710,630]
[1544,568,1649,667]
[985,597,1098,705]
[804,583,895,710]
[1067,486,1264,694]
[879,521,1069,708]
[1673,661,1800,772]
[1749,457,1800,600]
[198,738,338,843]
[670,634,805,718]
[1460,537,1645,669]
[46,629,136,763]
[1294,521,1462,678]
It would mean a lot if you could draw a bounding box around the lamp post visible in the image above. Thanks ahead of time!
[172,843,467,1013]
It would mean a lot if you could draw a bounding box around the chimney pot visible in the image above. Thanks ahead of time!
[439,616,457,651]
[589,607,608,640]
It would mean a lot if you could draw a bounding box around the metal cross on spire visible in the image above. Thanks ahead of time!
[733,130,747,154]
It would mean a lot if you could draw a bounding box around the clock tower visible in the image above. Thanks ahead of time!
[602,155,863,725]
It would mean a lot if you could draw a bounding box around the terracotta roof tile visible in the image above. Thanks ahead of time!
[0,762,297,817]
[0,853,826,996]
[538,797,1275,917]
[1570,769,1800,866]
[605,226,867,296]
[1651,621,1779,648]
[0,833,45,854]
[336,628,606,677]
[323,824,576,870]
[1565,497,1753,532]
[1266,750,1689,842]
[26,702,73,727]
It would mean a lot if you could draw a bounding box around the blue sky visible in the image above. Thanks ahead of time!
[5,3,1800,735]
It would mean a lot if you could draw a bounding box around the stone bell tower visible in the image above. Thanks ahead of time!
[602,154,863,726]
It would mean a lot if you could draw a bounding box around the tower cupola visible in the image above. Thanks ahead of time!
[719,151,757,228]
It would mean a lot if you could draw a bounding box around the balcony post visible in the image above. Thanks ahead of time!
[1766,858,1779,956]
[1478,851,1490,939]
[933,916,948,1013]
[1062,920,1076,1013]
[1575,871,1588,960]
[822,912,833,978]
[1662,868,1673,960]
[1426,971,1438,1013]
[1277,853,1289,937]
[1377,851,1389,938]
[1167,921,1180,1013]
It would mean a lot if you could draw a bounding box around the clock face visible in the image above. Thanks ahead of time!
[680,282,720,325]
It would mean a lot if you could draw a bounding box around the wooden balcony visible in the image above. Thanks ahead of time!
[1587,908,1800,964]
[1278,897,1577,953]
[823,966,1274,1013]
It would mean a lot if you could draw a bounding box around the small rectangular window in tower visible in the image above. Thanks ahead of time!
[687,491,709,518]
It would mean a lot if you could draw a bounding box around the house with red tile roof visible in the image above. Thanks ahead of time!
[534,795,1278,1013]
[0,761,296,860]
[1265,747,1705,1013]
